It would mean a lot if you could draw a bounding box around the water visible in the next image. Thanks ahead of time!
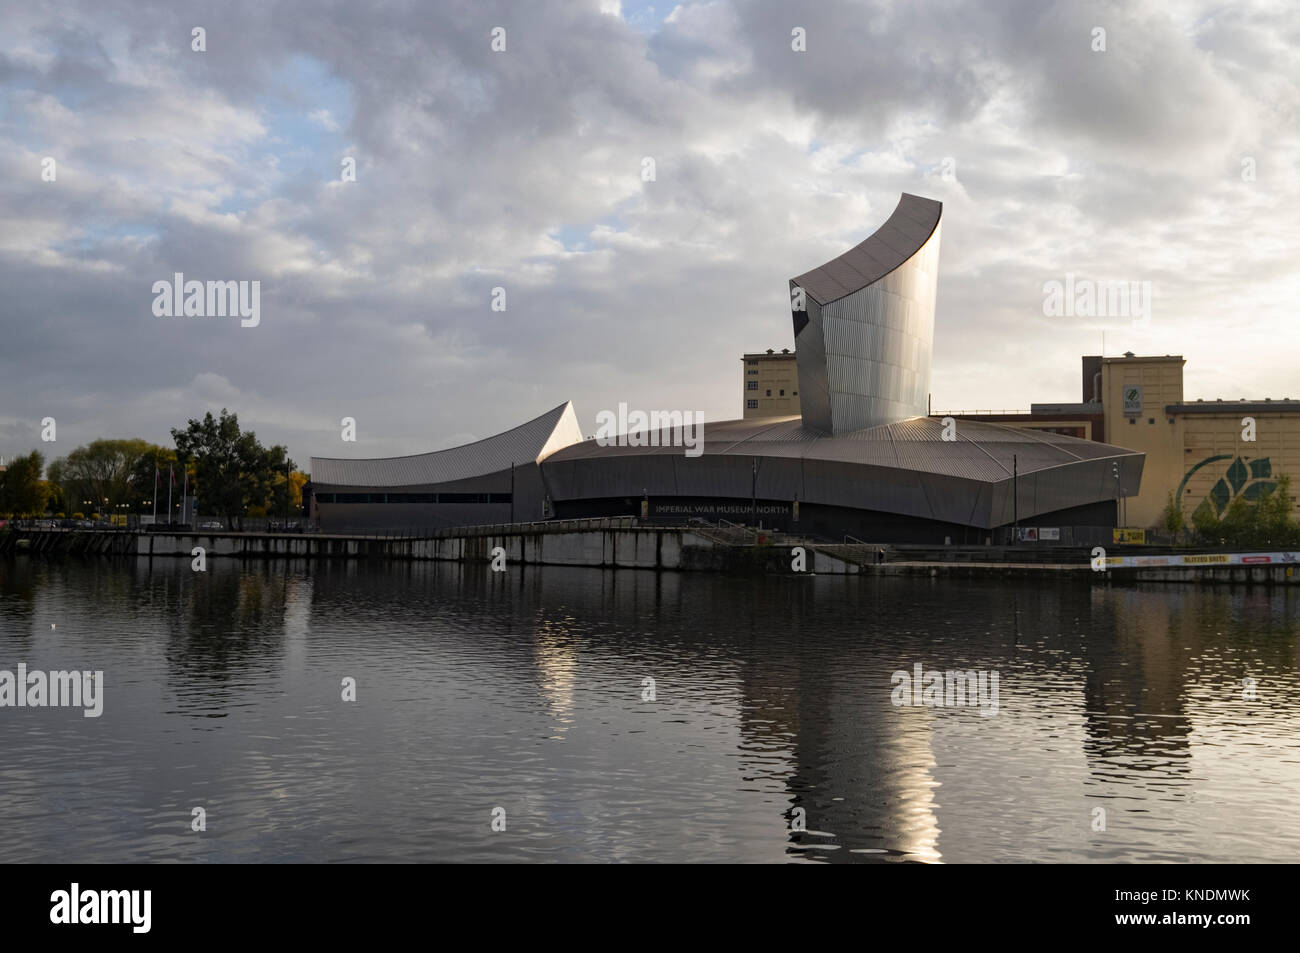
[1,556,1297,863]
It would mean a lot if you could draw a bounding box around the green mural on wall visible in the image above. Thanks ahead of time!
[1176,454,1276,523]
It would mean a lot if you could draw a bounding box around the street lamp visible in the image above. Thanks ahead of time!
[1112,461,1123,529]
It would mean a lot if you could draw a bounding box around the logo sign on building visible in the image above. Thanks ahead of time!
[1017,527,1038,542]
[1039,527,1060,541]
[1113,527,1146,544]
[1123,385,1143,416]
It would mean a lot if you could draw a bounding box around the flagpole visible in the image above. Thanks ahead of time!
[167,465,173,525]
[152,465,159,522]
[182,468,189,525]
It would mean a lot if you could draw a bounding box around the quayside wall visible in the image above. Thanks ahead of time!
[0,519,862,574]
[4,522,1299,583]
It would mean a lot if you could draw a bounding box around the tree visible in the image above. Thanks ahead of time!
[126,445,179,513]
[171,409,295,529]
[0,450,49,516]
[1255,474,1294,544]
[1191,500,1222,545]
[1159,490,1185,543]
[41,480,65,516]
[1192,473,1298,548]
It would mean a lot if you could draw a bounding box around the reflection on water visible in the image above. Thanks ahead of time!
[1,556,1298,863]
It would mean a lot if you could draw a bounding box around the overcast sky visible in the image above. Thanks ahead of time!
[2,0,1297,468]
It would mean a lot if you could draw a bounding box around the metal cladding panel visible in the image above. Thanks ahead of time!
[790,195,941,435]
[819,224,939,433]
[790,296,831,431]
[510,463,549,521]
[665,455,751,498]
[914,471,991,525]
[795,458,933,515]
[987,453,1144,526]
[314,470,514,495]
[747,456,804,501]
[316,502,511,534]
[546,453,810,503]
[311,401,580,487]
[547,453,683,499]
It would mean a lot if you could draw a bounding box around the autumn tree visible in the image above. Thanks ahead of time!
[0,450,49,517]
[49,439,173,515]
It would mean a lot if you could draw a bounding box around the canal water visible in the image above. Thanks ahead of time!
[1,557,1297,863]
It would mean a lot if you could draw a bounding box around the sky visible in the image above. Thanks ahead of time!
[1,0,1297,468]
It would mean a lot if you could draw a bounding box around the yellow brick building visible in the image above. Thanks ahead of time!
[742,350,801,418]
[940,352,1300,531]
[1096,354,1299,529]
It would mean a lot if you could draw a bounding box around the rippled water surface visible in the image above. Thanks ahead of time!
[1,556,1298,863]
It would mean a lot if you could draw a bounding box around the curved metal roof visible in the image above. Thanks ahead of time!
[311,401,582,488]
[544,414,1131,482]
[791,193,942,306]
[541,414,1143,528]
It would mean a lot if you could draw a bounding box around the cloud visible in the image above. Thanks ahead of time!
[0,0,1297,469]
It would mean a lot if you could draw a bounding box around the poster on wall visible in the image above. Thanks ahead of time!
[1039,527,1060,540]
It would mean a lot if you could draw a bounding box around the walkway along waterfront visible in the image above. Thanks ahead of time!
[3,518,1300,583]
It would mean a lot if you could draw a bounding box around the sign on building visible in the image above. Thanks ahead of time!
[1039,527,1060,540]
[1113,527,1146,544]
[1123,385,1143,416]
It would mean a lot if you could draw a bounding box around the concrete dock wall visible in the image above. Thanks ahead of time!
[129,527,861,573]
[5,524,1298,582]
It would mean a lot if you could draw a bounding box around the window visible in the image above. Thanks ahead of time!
[747,381,758,390]
[766,389,772,396]
[746,399,758,409]
[746,360,757,366]
[779,389,785,396]
[746,369,758,375]
[317,492,511,505]
[793,391,798,396]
